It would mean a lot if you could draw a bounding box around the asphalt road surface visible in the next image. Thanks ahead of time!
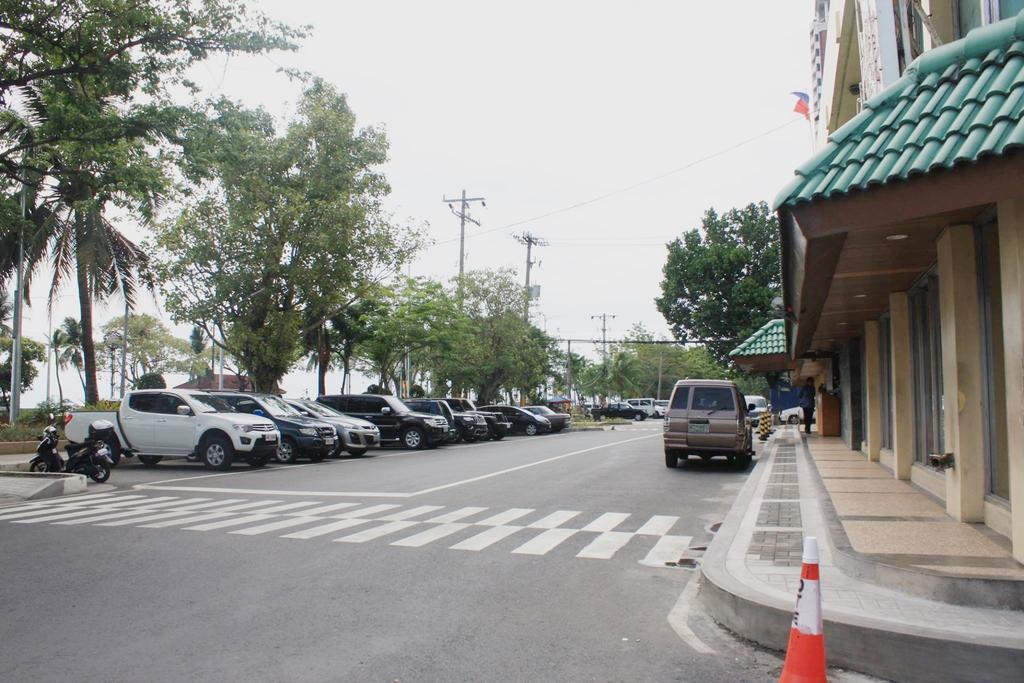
[1,426,799,682]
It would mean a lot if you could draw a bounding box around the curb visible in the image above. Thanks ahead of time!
[0,471,88,500]
[698,433,1024,683]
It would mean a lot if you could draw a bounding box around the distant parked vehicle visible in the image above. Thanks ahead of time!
[626,398,657,417]
[317,394,449,450]
[405,399,469,443]
[591,402,646,421]
[780,406,811,426]
[285,398,380,456]
[654,399,669,418]
[212,392,335,464]
[64,389,279,470]
[745,395,771,423]
[478,405,552,436]
[524,406,571,433]
[435,398,511,441]
[663,379,753,470]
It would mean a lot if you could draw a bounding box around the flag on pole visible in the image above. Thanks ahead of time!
[791,92,810,120]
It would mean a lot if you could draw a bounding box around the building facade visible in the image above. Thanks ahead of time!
[778,3,1024,562]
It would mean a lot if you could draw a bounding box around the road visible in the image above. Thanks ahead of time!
[0,426,791,682]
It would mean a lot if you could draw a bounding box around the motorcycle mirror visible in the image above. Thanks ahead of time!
[48,412,54,421]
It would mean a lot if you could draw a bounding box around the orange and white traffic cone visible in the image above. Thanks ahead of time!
[779,536,827,683]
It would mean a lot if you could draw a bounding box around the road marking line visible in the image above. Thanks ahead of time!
[287,502,360,516]
[198,500,282,513]
[334,504,401,518]
[376,505,444,521]
[52,507,179,525]
[424,507,488,523]
[229,516,320,536]
[391,523,469,547]
[450,525,523,551]
[581,512,630,532]
[133,484,412,498]
[248,501,322,514]
[576,531,635,559]
[527,510,582,529]
[0,506,79,521]
[118,498,206,511]
[96,510,203,526]
[667,576,716,654]
[475,508,534,526]
[139,511,235,528]
[281,518,371,539]
[11,506,129,524]
[635,515,679,536]
[410,434,659,496]
[512,528,579,555]
[184,513,276,531]
[93,496,178,509]
[334,520,419,543]
[54,492,125,503]
[640,535,693,566]
[172,498,249,512]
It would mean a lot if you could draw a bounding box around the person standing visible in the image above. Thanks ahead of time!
[797,378,816,435]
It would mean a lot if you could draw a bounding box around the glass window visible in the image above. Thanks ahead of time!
[187,393,233,413]
[957,0,984,37]
[909,271,944,464]
[669,387,690,410]
[128,393,158,413]
[691,387,735,412]
[976,222,1010,499]
[154,394,187,415]
[233,398,261,415]
[1001,0,1024,19]
[879,316,894,450]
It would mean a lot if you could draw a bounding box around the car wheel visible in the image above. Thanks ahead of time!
[202,435,234,470]
[138,455,162,467]
[492,431,505,441]
[735,453,752,470]
[524,423,539,436]
[665,449,678,468]
[463,431,478,443]
[787,414,801,425]
[346,447,367,457]
[401,427,425,450]
[276,438,298,464]
[246,453,270,468]
[635,413,646,421]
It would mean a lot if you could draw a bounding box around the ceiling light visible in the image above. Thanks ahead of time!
[853,294,867,299]
[886,233,909,241]
[837,322,848,326]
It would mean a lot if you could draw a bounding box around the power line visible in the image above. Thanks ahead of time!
[514,232,548,321]
[428,118,800,248]
[442,190,486,280]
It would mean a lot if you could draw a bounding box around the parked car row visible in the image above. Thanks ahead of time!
[63,389,573,470]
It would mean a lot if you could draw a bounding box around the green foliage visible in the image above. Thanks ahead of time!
[155,81,420,392]
[364,384,390,395]
[409,384,425,398]
[97,314,200,384]
[656,202,782,364]
[136,373,166,389]
[0,337,45,404]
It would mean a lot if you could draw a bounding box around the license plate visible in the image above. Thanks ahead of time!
[688,423,710,434]
[325,437,335,445]
[264,434,277,442]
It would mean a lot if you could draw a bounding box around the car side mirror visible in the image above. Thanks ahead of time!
[381,406,391,415]
[177,405,193,416]
[747,403,756,412]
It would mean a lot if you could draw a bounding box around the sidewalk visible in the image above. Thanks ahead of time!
[0,451,33,471]
[699,426,1024,683]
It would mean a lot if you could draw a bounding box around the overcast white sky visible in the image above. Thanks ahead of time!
[19,0,813,406]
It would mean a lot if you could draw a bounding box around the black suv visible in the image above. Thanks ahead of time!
[409,399,488,443]
[479,404,552,436]
[317,394,449,450]
[436,398,510,441]
[591,402,646,421]
[211,391,336,463]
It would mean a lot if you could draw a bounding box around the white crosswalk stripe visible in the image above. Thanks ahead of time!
[512,528,578,555]
[0,492,696,566]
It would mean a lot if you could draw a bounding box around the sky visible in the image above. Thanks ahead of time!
[15,0,814,407]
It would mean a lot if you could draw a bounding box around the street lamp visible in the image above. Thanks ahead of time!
[103,331,121,399]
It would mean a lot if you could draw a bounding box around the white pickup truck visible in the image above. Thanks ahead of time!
[64,389,280,470]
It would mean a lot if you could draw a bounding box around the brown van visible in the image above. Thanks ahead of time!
[663,379,753,470]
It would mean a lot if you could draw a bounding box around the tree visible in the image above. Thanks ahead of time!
[55,317,86,398]
[0,287,10,336]
[96,314,194,385]
[155,81,419,392]
[135,373,166,389]
[656,202,782,364]
[0,337,45,408]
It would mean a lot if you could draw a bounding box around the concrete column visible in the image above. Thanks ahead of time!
[864,320,882,462]
[997,199,1024,563]
[890,291,914,480]
[937,225,985,522]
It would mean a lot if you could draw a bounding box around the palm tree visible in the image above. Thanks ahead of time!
[0,287,10,337]
[56,317,86,400]
[49,327,68,406]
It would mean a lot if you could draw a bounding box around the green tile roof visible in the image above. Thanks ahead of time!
[729,318,787,358]
[775,11,1024,209]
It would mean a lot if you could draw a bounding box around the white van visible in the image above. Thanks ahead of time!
[626,398,657,417]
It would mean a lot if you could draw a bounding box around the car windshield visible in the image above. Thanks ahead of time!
[299,401,340,418]
[746,396,767,409]
[188,393,234,413]
[383,396,411,414]
[527,406,555,415]
[261,395,301,417]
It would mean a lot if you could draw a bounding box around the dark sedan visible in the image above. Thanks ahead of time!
[479,405,552,436]
[524,406,571,433]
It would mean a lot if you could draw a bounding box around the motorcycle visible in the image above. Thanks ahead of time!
[29,416,115,484]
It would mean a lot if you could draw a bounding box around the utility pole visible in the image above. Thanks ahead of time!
[656,346,665,400]
[514,232,547,321]
[119,300,129,398]
[590,313,616,362]
[10,184,26,422]
[565,340,572,405]
[442,190,486,281]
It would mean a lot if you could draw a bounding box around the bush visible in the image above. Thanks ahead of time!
[365,384,392,395]
[0,423,47,442]
[410,384,425,398]
[80,400,121,411]
[136,373,166,389]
